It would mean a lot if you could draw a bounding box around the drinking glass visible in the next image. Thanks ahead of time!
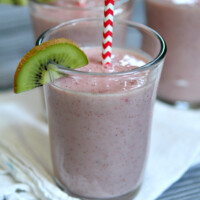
[146,0,200,108]
[29,0,135,38]
[37,18,166,200]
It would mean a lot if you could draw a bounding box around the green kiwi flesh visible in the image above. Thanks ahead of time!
[16,43,88,93]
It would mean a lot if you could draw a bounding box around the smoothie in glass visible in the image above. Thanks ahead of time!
[146,0,200,107]
[30,0,134,38]
[37,18,166,200]
[46,48,154,198]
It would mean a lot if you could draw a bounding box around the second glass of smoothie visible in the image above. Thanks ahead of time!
[37,18,166,200]
[146,0,200,108]
[29,0,135,38]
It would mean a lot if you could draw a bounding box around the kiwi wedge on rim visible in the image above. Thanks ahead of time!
[14,38,88,93]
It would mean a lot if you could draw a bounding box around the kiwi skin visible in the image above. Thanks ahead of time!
[14,38,88,93]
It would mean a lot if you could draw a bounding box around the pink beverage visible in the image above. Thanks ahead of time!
[46,48,154,198]
[29,0,134,38]
[39,19,166,199]
[146,0,200,107]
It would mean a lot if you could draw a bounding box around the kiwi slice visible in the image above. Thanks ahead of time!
[14,38,88,93]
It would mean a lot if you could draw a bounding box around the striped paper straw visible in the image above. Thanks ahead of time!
[102,0,114,65]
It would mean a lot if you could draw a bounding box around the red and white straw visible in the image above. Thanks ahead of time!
[102,0,114,65]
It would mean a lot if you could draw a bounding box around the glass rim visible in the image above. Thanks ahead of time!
[36,18,167,77]
[30,0,130,10]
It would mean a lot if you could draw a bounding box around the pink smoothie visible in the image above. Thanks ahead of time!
[44,47,157,199]
[146,0,200,104]
[30,0,134,38]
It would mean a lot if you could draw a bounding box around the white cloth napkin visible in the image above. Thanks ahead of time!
[0,94,200,200]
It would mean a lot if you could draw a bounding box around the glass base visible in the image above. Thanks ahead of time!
[55,177,141,200]
[158,97,200,110]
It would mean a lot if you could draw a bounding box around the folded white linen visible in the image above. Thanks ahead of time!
[0,101,200,200]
